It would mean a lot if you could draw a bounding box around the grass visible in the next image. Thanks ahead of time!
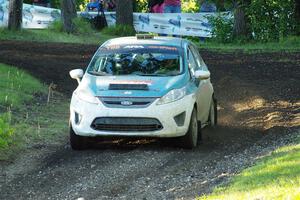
[0,63,69,160]
[0,63,46,108]
[101,25,136,37]
[1,26,300,53]
[0,27,112,45]
[196,36,300,53]
[199,133,300,200]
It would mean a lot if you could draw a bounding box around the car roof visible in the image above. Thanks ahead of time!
[103,36,189,48]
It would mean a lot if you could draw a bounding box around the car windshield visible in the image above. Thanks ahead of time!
[87,45,183,76]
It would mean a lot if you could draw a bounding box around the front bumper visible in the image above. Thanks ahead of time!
[70,94,196,138]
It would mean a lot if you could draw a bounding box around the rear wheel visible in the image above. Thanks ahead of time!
[181,108,199,149]
[70,125,88,150]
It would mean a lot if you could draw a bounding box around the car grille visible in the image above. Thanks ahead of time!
[99,97,157,108]
[91,117,163,132]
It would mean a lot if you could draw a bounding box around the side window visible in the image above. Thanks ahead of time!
[187,47,197,76]
[190,45,208,71]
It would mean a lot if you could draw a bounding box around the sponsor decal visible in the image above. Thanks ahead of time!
[0,0,232,37]
[148,46,178,51]
[168,15,181,28]
[0,7,3,22]
[124,45,144,49]
[138,14,150,25]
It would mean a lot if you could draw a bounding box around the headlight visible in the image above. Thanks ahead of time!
[74,89,99,104]
[156,86,187,105]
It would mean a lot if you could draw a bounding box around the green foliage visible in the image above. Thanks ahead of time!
[209,14,234,43]
[77,0,90,11]
[23,0,32,4]
[135,0,148,12]
[199,134,300,199]
[48,20,64,32]
[247,0,296,42]
[101,25,136,36]
[198,36,300,53]
[49,17,94,35]
[73,17,94,34]
[0,28,113,45]
[23,0,88,10]
[0,64,69,160]
[0,64,46,108]
[51,0,60,8]
[0,112,14,149]
[182,0,199,13]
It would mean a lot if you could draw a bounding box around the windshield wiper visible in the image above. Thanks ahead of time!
[89,71,107,76]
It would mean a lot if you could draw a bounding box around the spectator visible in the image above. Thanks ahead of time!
[104,0,116,11]
[148,0,164,13]
[33,0,51,8]
[199,0,217,12]
[163,0,181,13]
[87,0,103,12]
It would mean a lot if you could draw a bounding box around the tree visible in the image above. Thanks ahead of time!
[295,0,300,35]
[232,0,250,38]
[116,0,133,26]
[8,0,23,30]
[61,0,77,33]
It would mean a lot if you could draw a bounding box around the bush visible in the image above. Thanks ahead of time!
[49,17,94,35]
[0,112,14,149]
[101,25,136,37]
[48,20,64,33]
[182,0,199,13]
[209,14,234,43]
[248,0,296,42]
[135,0,148,12]
[73,17,94,34]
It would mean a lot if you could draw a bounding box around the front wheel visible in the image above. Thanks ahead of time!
[181,108,199,149]
[70,125,88,150]
[209,97,218,127]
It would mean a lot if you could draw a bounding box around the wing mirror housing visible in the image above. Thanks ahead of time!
[69,69,84,84]
[194,70,210,80]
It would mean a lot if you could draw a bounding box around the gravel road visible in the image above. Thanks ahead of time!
[0,41,299,200]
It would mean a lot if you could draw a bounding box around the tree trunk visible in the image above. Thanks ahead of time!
[61,0,77,33]
[116,0,133,26]
[8,0,23,30]
[233,4,247,38]
[295,0,300,35]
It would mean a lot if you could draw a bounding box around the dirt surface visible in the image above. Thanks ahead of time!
[0,40,299,200]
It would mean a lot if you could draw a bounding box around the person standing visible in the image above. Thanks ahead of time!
[163,0,181,13]
[199,0,216,12]
[148,0,164,13]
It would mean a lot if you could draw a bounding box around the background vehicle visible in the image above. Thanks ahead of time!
[69,35,217,150]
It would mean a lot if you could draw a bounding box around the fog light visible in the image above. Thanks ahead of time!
[74,112,82,125]
[174,111,186,127]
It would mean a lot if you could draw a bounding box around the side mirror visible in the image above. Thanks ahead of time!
[194,70,210,80]
[69,69,84,84]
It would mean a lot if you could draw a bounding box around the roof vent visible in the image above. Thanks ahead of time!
[136,34,154,40]
[109,84,149,90]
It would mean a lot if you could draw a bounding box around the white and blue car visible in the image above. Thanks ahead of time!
[69,35,217,149]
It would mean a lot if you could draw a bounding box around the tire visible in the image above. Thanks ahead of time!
[209,97,218,127]
[70,125,87,150]
[181,108,199,149]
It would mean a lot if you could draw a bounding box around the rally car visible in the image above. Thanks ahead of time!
[69,35,217,150]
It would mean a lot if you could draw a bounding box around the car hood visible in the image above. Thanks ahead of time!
[80,73,188,98]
